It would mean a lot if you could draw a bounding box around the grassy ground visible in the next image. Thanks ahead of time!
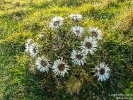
[0,0,133,100]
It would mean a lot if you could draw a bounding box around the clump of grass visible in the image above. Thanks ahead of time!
[116,10,133,32]
[0,32,32,56]
[21,10,54,31]
[124,81,133,94]
[66,77,82,94]
[51,0,92,7]
[101,0,117,9]
[78,4,96,16]
[117,0,125,2]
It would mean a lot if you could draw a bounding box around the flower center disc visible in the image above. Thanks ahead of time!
[76,54,83,59]
[76,30,80,34]
[54,21,60,26]
[58,64,65,71]
[41,60,47,67]
[33,47,37,53]
[91,31,98,37]
[72,16,78,22]
[100,68,105,75]
[85,42,92,49]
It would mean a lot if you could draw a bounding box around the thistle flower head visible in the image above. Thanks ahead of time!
[29,43,39,58]
[94,62,110,82]
[25,38,32,53]
[70,49,87,66]
[70,14,82,22]
[49,16,64,29]
[35,56,51,72]
[88,27,102,40]
[72,26,84,37]
[81,37,97,55]
[52,58,69,77]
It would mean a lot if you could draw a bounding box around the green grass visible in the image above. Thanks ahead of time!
[0,0,133,100]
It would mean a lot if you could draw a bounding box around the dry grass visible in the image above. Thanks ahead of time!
[101,0,117,8]
[66,77,82,94]
[117,10,133,32]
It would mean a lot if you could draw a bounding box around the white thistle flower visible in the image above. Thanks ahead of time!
[70,14,83,22]
[52,58,69,77]
[25,38,32,53]
[70,49,87,66]
[81,37,97,55]
[94,62,110,82]
[29,43,39,58]
[49,16,64,29]
[88,27,102,40]
[72,26,84,37]
[35,56,51,72]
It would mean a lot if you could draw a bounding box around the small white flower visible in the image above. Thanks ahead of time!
[37,34,44,40]
[94,62,110,82]
[72,26,84,37]
[38,34,44,37]
[35,56,51,72]
[52,58,69,77]
[81,37,97,55]
[29,43,39,58]
[88,27,102,40]
[25,39,32,53]
[70,49,87,66]
[49,16,64,29]
[70,14,82,22]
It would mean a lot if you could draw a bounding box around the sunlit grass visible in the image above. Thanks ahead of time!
[0,0,133,99]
